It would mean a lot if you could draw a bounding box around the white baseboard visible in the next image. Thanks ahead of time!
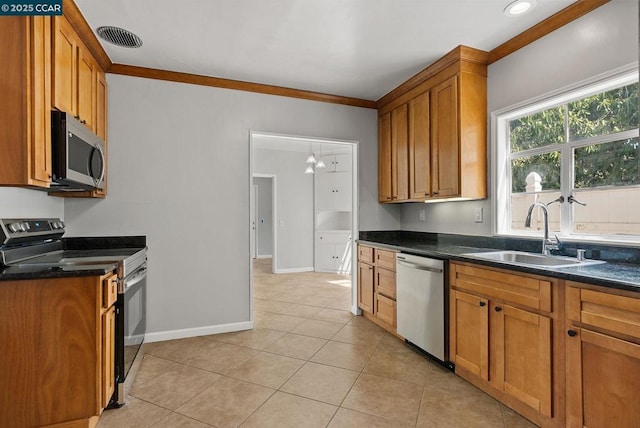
[256,255,272,259]
[273,266,314,274]
[144,321,254,343]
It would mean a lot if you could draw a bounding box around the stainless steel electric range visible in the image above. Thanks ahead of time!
[0,218,147,408]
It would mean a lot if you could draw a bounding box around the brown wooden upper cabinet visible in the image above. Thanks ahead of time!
[53,15,104,136]
[377,46,488,203]
[51,15,108,198]
[0,16,52,188]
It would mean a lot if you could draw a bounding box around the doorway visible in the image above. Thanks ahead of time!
[249,131,359,317]
[252,175,274,260]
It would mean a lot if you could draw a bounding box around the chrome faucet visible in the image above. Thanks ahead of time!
[525,202,560,255]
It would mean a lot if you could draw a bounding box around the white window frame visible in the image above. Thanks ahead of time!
[492,63,640,244]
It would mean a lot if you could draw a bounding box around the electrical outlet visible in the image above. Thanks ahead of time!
[419,209,426,222]
[474,207,483,223]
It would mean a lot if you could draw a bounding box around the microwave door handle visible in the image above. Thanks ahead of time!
[89,143,106,187]
[95,143,105,187]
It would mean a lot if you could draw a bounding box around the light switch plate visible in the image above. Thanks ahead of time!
[474,207,483,223]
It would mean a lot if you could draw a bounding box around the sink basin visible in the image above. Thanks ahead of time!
[463,250,605,268]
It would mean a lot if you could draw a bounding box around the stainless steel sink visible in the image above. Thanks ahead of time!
[463,250,605,268]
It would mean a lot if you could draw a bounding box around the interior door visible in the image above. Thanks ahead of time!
[250,184,257,259]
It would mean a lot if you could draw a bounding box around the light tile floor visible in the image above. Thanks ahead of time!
[97,258,537,427]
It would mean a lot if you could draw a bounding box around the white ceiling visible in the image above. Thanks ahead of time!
[75,0,576,101]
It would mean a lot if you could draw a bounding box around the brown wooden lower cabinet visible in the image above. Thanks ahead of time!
[0,272,117,427]
[356,244,398,334]
[357,260,374,313]
[449,262,560,427]
[566,282,640,428]
[450,264,640,427]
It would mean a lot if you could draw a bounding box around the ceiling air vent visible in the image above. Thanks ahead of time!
[96,26,143,48]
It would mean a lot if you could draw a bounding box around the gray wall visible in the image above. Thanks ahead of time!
[64,74,399,338]
[253,177,273,258]
[0,187,64,219]
[401,1,638,236]
[253,150,313,270]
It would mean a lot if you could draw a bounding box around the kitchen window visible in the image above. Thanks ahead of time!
[494,67,639,241]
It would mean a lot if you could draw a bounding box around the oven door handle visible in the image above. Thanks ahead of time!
[121,265,147,293]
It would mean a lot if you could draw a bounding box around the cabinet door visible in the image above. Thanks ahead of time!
[76,42,96,130]
[29,16,52,185]
[409,91,430,199]
[566,328,640,428]
[96,70,107,141]
[493,304,552,417]
[391,104,409,201]
[315,243,337,272]
[431,76,459,197]
[378,113,392,202]
[450,290,488,380]
[315,174,335,210]
[358,262,375,313]
[334,154,351,172]
[333,172,352,212]
[52,16,77,114]
[101,306,115,409]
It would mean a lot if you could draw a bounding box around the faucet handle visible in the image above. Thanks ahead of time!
[545,234,561,251]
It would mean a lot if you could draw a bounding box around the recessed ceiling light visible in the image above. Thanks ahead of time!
[504,0,536,16]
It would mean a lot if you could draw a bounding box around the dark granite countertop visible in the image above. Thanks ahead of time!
[358,232,640,293]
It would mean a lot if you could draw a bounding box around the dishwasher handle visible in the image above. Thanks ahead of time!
[397,260,443,273]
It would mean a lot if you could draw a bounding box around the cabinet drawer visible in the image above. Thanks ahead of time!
[567,284,640,340]
[103,274,118,308]
[358,245,374,264]
[450,263,551,312]
[376,293,396,327]
[376,249,396,272]
[317,232,351,245]
[377,268,396,299]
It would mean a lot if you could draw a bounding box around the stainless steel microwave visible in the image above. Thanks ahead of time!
[51,110,105,191]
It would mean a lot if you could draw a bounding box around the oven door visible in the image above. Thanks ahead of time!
[112,263,147,406]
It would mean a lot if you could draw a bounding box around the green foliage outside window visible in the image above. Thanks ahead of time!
[509,83,639,193]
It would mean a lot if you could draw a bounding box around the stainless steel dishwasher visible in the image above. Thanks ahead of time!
[396,253,446,363]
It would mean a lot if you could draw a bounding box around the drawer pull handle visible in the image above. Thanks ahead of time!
[495,306,502,312]
[567,330,577,337]
[479,301,486,307]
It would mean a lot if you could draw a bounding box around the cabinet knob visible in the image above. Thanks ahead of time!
[495,306,502,312]
[74,115,80,119]
[386,197,391,200]
[425,192,429,196]
[567,330,578,337]
[433,191,439,195]
[81,120,87,124]
[368,266,373,270]
[479,301,486,307]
